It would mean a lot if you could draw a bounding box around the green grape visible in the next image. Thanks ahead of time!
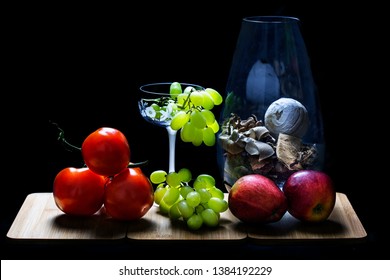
[178,168,192,182]
[183,86,195,94]
[180,185,193,199]
[177,200,194,219]
[202,127,216,146]
[208,120,220,133]
[187,214,203,230]
[176,93,189,109]
[190,111,206,129]
[162,187,180,205]
[201,208,219,227]
[148,167,225,230]
[199,90,214,110]
[208,187,225,199]
[189,91,204,106]
[197,188,212,203]
[170,111,190,130]
[180,122,195,142]
[159,199,171,214]
[186,191,201,207]
[191,127,203,146]
[150,170,167,184]
[205,88,223,105]
[194,174,216,189]
[154,186,167,205]
[195,204,205,214]
[166,172,181,188]
[208,197,228,213]
[169,202,182,219]
[170,82,182,99]
[193,179,205,190]
[200,109,215,125]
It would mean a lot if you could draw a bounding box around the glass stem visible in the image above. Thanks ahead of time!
[166,126,177,173]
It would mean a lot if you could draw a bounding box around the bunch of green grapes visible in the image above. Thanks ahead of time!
[169,82,223,147]
[150,168,228,230]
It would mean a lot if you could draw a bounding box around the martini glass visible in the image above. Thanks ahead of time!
[138,82,204,173]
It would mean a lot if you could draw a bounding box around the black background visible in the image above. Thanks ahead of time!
[2,2,385,259]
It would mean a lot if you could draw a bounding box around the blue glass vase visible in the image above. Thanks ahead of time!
[218,16,325,189]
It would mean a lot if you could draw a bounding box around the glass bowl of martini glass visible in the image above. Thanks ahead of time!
[138,82,205,173]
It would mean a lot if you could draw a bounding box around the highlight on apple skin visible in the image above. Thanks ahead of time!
[282,170,336,223]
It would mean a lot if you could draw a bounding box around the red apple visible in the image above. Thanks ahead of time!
[228,174,288,223]
[283,170,336,222]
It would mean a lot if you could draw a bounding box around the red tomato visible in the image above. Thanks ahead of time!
[81,127,130,177]
[53,167,106,216]
[104,167,154,221]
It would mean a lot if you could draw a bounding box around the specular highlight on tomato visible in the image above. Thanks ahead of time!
[53,167,106,216]
[81,127,131,177]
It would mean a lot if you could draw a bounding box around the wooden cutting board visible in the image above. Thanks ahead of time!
[6,192,366,242]
[246,193,367,243]
[126,202,246,240]
[6,193,128,240]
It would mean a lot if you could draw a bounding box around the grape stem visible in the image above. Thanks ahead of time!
[177,87,198,110]
[49,120,149,168]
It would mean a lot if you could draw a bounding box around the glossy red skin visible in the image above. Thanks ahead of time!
[53,167,106,216]
[81,127,130,177]
[228,174,287,223]
[283,170,336,222]
[104,167,154,221]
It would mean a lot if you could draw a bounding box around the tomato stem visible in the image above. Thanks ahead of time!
[50,121,82,152]
[51,121,149,167]
[128,160,149,168]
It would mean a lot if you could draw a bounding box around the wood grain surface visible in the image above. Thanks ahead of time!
[126,202,246,240]
[6,192,366,242]
[6,193,128,240]
[246,193,367,243]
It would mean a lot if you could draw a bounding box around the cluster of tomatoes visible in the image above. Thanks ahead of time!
[53,127,154,221]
